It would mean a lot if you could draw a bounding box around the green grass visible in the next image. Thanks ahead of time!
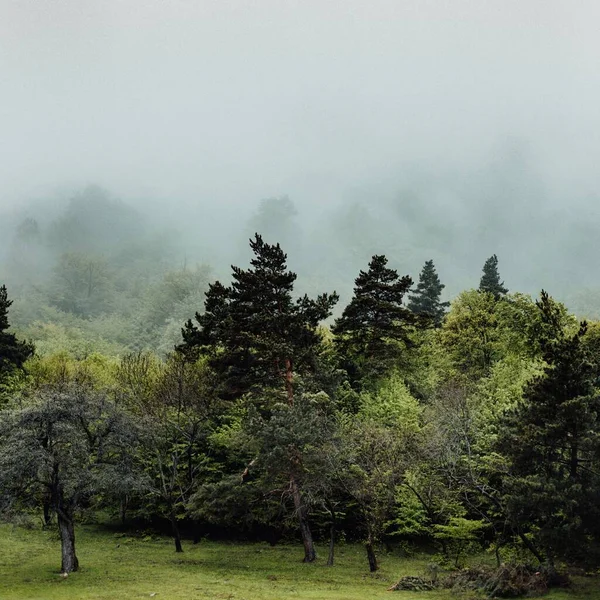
[0,524,598,599]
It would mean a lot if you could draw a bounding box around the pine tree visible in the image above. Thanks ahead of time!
[497,291,600,567]
[178,234,338,563]
[179,234,338,402]
[0,285,34,382]
[408,259,449,326]
[478,254,508,299]
[332,255,415,383]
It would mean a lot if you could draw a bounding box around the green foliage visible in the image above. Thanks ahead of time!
[440,291,557,382]
[441,290,500,379]
[118,352,218,540]
[49,253,114,317]
[25,351,118,391]
[408,260,449,326]
[0,382,141,571]
[0,285,34,394]
[132,266,211,353]
[389,483,431,537]
[358,372,421,431]
[479,254,508,300]
[4,200,600,578]
[433,517,488,567]
[333,255,415,385]
[180,234,338,401]
[498,292,600,567]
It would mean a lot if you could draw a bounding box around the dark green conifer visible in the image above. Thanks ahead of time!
[332,255,414,383]
[179,234,338,402]
[498,291,600,567]
[408,259,449,326]
[179,234,338,564]
[478,254,508,299]
[0,285,34,382]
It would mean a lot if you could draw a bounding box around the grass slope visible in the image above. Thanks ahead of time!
[0,524,598,599]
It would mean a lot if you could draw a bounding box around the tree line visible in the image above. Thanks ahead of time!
[1,235,599,580]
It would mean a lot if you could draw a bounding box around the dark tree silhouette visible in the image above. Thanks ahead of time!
[408,259,449,326]
[0,285,34,384]
[179,234,338,562]
[478,254,508,299]
[333,255,415,384]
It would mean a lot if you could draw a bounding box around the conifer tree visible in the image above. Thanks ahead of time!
[478,254,508,299]
[408,259,449,326]
[179,234,338,402]
[178,234,338,562]
[333,255,414,383]
[0,285,34,383]
[498,291,600,567]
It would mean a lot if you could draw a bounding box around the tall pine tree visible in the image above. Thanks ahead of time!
[498,291,600,567]
[178,234,338,562]
[0,285,34,384]
[179,234,338,402]
[408,259,449,326]
[333,255,415,384]
[478,254,508,299]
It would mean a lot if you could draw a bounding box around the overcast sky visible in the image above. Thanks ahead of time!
[2,0,600,212]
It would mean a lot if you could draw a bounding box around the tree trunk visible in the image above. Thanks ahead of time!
[365,533,378,572]
[517,530,544,565]
[58,513,79,573]
[120,495,128,527]
[326,500,335,566]
[170,512,183,553]
[290,475,316,562]
[193,521,201,544]
[570,441,579,479]
[43,496,53,526]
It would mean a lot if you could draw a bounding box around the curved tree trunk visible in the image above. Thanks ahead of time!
[58,512,79,573]
[291,475,316,562]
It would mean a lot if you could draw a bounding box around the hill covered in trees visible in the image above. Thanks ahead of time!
[1,220,600,599]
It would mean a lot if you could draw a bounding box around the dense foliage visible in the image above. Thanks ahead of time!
[1,197,600,586]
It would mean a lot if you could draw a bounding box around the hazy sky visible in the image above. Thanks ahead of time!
[2,0,600,211]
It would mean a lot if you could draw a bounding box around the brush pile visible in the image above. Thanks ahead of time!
[389,564,569,597]
[444,564,556,597]
[387,576,436,592]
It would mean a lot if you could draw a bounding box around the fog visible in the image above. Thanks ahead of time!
[2,0,600,348]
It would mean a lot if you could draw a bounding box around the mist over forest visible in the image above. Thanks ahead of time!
[4,2,600,596]
[2,148,600,357]
[3,0,600,355]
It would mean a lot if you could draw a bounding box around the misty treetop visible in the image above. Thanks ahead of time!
[479,254,508,299]
[408,259,449,326]
[332,254,416,384]
[179,233,338,402]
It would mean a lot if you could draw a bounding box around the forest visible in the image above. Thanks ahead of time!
[1,189,600,599]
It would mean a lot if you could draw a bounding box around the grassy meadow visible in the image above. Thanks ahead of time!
[0,524,599,600]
